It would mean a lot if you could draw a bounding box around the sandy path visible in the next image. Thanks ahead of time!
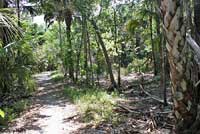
[3,72,85,134]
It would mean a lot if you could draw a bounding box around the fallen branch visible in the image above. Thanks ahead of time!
[139,84,172,105]
[116,103,172,115]
[124,89,135,94]
[124,79,161,90]
[116,103,141,114]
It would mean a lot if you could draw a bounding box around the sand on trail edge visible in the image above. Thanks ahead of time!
[2,71,85,134]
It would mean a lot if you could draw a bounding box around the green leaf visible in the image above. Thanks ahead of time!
[0,109,5,118]
[126,19,140,34]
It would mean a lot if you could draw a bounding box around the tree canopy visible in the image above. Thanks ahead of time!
[0,0,200,133]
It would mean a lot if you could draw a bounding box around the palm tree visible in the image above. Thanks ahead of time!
[161,0,200,133]
[42,0,75,81]
[0,12,22,46]
[0,1,23,97]
[63,1,74,81]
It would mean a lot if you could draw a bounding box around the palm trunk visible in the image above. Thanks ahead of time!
[161,0,200,133]
[64,9,74,81]
[156,0,167,105]
[58,20,65,75]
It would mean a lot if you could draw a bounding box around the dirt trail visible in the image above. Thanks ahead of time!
[3,72,85,134]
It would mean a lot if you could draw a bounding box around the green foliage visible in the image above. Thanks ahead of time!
[121,68,129,76]
[127,57,151,73]
[0,13,22,45]
[0,99,30,126]
[0,40,36,97]
[0,20,37,123]
[126,19,140,34]
[33,23,62,72]
[12,99,30,113]
[0,109,5,119]
[64,87,119,124]
[50,70,64,82]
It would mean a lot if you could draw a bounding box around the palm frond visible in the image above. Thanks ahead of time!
[0,13,23,46]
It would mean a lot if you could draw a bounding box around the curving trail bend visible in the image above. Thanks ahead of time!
[3,72,85,134]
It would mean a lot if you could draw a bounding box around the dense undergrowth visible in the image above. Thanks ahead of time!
[64,87,122,125]
[0,99,30,128]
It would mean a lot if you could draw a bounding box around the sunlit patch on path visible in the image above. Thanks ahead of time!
[2,72,85,134]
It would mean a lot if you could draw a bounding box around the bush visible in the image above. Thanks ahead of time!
[0,99,30,126]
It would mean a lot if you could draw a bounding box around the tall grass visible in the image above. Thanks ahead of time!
[64,87,120,124]
[50,70,64,82]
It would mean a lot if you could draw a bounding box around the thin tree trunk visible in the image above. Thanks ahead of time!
[0,1,3,43]
[58,20,64,66]
[58,21,62,47]
[87,31,94,86]
[65,21,74,81]
[16,0,20,26]
[185,0,193,35]
[0,0,4,8]
[75,36,83,82]
[117,48,121,87]
[90,19,117,90]
[135,31,140,57]
[150,1,157,76]
[95,34,101,87]
[75,43,82,82]
[83,16,89,84]
[160,36,167,106]
[113,8,121,87]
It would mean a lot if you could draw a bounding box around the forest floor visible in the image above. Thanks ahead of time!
[76,73,174,134]
[1,72,174,134]
[2,72,86,134]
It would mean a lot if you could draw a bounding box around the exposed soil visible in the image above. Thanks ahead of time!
[1,72,174,134]
[2,72,86,134]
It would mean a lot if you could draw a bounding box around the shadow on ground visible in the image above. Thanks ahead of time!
[2,72,85,134]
